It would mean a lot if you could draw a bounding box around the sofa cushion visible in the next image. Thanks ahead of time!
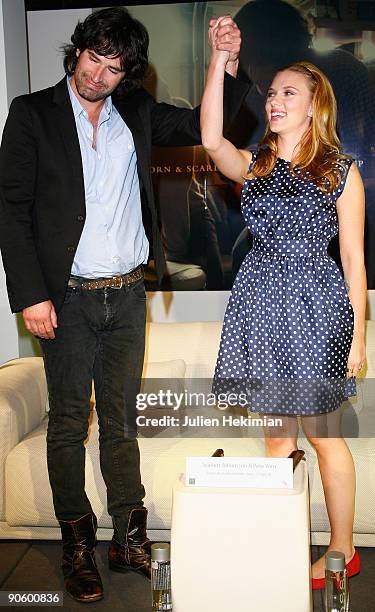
[0,358,47,520]
[142,359,186,379]
[5,411,375,537]
[145,322,222,380]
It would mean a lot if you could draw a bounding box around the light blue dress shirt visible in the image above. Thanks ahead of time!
[67,78,149,278]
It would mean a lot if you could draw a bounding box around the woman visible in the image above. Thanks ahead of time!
[201,17,366,588]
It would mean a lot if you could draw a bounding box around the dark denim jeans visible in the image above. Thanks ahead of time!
[41,278,146,535]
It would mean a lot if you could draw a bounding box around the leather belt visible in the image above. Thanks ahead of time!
[68,266,143,290]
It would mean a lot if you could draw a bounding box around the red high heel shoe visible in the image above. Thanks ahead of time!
[346,550,360,577]
[311,550,360,590]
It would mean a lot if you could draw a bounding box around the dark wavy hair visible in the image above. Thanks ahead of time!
[62,7,149,94]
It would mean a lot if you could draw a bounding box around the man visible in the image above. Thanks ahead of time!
[0,7,247,603]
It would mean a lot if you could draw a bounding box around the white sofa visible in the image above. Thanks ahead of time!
[1,321,375,545]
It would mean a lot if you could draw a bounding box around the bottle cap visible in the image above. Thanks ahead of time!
[151,542,170,562]
[326,551,345,572]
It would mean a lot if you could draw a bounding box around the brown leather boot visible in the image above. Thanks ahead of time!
[59,512,103,602]
[108,507,151,579]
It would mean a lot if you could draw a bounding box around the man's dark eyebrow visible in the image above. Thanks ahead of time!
[87,50,123,72]
[108,65,123,73]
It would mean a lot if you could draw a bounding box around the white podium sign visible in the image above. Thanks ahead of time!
[185,456,293,489]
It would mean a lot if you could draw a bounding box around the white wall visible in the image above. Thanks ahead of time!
[0,0,29,363]
[27,9,91,92]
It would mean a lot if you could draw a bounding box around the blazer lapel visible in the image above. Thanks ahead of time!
[52,78,85,191]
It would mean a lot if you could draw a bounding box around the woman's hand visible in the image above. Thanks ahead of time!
[209,16,241,75]
[201,14,250,183]
[346,334,366,378]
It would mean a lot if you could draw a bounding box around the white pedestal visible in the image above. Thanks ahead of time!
[171,461,312,612]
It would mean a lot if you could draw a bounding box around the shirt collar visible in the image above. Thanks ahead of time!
[67,76,113,121]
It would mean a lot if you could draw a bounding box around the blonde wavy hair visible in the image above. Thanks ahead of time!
[250,62,352,193]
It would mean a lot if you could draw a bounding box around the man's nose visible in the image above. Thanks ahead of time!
[91,66,105,82]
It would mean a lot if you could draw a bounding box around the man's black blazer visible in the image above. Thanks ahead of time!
[0,75,249,313]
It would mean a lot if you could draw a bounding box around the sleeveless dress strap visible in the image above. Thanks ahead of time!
[247,146,260,173]
[335,157,354,198]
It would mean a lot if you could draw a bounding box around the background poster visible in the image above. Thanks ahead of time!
[127,0,375,290]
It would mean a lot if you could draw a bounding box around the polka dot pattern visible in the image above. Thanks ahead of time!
[213,153,356,415]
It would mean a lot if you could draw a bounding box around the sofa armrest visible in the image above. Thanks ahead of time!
[0,357,47,519]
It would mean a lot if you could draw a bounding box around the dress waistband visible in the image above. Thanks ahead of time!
[251,237,329,258]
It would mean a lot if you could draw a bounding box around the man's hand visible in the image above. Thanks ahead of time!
[209,15,241,77]
[23,300,58,339]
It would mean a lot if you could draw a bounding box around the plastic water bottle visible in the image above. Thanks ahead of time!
[324,550,349,612]
[151,542,172,611]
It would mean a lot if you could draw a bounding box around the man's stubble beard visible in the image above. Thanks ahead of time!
[74,70,113,102]
[78,87,108,102]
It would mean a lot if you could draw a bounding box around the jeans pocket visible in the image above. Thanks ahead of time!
[131,279,146,302]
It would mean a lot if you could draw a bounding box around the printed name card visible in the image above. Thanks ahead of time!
[186,457,293,489]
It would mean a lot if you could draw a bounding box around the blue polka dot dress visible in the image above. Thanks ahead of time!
[213,151,355,415]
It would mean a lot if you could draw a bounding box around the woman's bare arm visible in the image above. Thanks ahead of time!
[201,17,251,184]
[337,162,367,375]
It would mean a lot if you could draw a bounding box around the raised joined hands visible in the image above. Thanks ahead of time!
[208,15,241,73]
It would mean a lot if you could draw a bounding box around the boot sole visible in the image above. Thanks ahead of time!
[108,561,150,580]
[66,591,104,603]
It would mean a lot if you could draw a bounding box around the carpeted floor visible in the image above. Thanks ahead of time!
[0,542,374,611]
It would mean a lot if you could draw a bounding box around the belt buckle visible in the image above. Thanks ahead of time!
[113,276,123,289]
